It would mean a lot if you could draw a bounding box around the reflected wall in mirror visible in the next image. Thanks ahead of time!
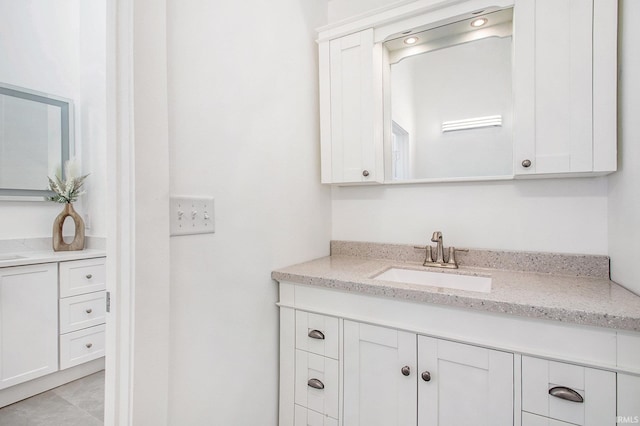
[0,83,72,196]
[384,8,513,181]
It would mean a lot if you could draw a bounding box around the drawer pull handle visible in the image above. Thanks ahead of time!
[307,378,324,390]
[85,343,93,349]
[549,386,583,403]
[86,274,93,279]
[401,366,411,376]
[308,330,325,340]
[85,308,93,314]
[421,371,431,382]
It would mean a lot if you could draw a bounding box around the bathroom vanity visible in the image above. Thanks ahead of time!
[273,241,640,426]
[0,246,106,407]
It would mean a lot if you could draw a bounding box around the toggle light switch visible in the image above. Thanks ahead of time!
[170,196,215,236]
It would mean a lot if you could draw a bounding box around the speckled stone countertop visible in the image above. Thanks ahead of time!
[272,241,640,332]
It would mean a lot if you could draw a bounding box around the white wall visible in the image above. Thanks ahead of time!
[78,1,108,238]
[608,0,640,293]
[328,0,399,22]
[332,178,609,254]
[166,0,331,424]
[0,0,107,239]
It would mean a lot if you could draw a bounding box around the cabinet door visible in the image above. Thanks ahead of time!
[618,374,640,425]
[514,0,617,176]
[322,29,383,184]
[0,264,58,389]
[418,336,513,426]
[343,321,416,426]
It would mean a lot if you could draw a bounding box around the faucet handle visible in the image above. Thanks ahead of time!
[425,246,433,263]
[446,247,458,268]
[431,231,443,242]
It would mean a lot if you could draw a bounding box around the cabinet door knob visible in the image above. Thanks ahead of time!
[521,159,532,168]
[362,170,370,177]
[401,366,411,376]
[421,371,431,382]
[85,343,93,349]
[86,274,93,279]
[549,386,583,403]
[307,378,324,390]
[85,308,93,314]
[308,329,325,340]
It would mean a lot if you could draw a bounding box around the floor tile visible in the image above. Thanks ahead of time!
[0,371,104,425]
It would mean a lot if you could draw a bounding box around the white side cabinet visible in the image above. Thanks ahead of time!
[512,0,617,176]
[0,264,58,390]
[59,258,107,370]
[319,28,383,184]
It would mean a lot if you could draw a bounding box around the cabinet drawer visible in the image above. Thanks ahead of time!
[59,324,105,370]
[522,356,615,425]
[294,405,338,426]
[59,291,106,334]
[295,350,338,419]
[59,258,106,297]
[522,411,576,426]
[296,311,339,359]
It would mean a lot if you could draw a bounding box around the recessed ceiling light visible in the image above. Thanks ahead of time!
[404,36,419,45]
[470,18,488,28]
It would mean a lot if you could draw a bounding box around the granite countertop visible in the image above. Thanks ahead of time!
[272,242,640,332]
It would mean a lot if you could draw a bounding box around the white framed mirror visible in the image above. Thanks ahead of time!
[0,83,73,198]
[383,8,514,182]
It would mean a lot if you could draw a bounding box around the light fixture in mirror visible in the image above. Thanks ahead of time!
[384,8,513,181]
[0,83,72,198]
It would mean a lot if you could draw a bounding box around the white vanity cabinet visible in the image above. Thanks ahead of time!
[342,321,513,426]
[319,29,383,184]
[0,263,58,390]
[277,280,640,426]
[513,0,617,177]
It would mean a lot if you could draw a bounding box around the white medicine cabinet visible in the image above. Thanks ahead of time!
[317,0,618,184]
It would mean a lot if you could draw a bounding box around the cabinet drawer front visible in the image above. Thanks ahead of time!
[59,258,106,297]
[522,356,615,426]
[59,325,105,370]
[295,350,339,419]
[296,311,339,359]
[294,405,338,426]
[522,411,576,426]
[59,291,106,334]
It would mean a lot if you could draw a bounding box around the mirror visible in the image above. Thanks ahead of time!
[0,83,73,197]
[384,8,513,181]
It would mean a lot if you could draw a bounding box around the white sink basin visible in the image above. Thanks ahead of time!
[373,267,492,293]
[0,254,26,261]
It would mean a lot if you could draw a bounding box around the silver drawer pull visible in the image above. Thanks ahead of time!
[85,343,93,349]
[549,386,583,403]
[85,308,93,314]
[86,274,93,279]
[308,329,325,340]
[307,378,324,390]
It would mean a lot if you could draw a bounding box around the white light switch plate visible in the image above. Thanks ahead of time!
[170,196,215,236]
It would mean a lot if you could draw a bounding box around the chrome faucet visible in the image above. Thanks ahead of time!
[414,231,459,269]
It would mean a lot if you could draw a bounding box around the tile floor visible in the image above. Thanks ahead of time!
[0,371,104,426]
